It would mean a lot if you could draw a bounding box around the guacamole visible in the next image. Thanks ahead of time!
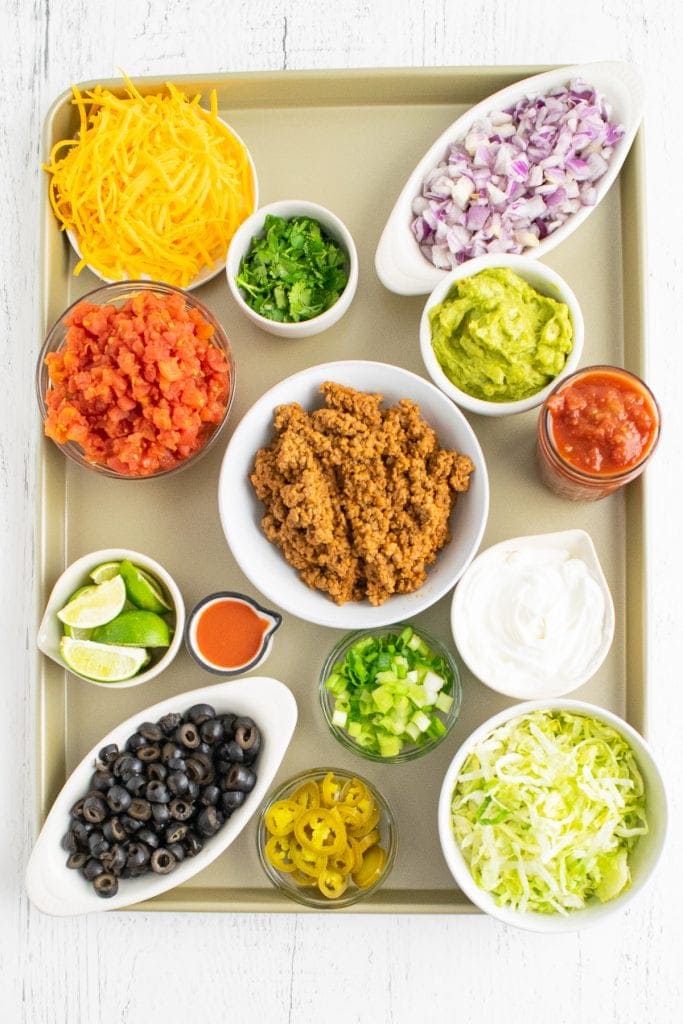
[429,267,573,402]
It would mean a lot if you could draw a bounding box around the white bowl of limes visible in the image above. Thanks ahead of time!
[37,548,185,688]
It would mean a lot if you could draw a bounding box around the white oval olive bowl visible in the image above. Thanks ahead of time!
[419,253,584,416]
[218,360,489,629]
[437,699,667,933]
[225,199,358,338]
[25,676,298,916]
[37,548,185,689]
[375,61,644,295]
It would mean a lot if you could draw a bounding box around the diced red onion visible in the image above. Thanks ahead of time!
[411,78,625,268]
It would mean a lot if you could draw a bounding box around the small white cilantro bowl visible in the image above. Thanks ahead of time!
[226,199,358,339]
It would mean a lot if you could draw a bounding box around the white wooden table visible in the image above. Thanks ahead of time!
[2,2,681,1021]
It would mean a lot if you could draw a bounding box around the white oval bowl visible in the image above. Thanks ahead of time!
[376,61,644,295]
[451,529,615,698]
[25,676,298,916]
[419,253,584,416]
[226,199,358,338]
[218,360,489,629]
[437,699,667,933]
[37,548,186,689]
[64,116,258,291]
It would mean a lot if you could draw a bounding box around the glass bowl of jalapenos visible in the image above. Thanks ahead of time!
[256,767,397,908]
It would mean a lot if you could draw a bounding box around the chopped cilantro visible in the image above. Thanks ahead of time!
[235,214,349,323]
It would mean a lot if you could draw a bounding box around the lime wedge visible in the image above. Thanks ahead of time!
[57,575,127,629]
[89,561,122,585]
[63,624,94,641]
[120,559,172,612]
[92,610,171,648]
[60,637,150,682]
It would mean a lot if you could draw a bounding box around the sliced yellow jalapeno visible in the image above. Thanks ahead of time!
[291,780,321,810]
[352,844,387,889]
[264,799,302,838]
[317,868,348,900]
[264,834,297,873]
[320,771,344,807]
[290,839,328,878]
[294,807,347,857]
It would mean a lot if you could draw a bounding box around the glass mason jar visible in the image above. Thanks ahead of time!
[537,365,661,501]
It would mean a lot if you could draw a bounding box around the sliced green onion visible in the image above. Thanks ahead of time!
[324,627,456,758]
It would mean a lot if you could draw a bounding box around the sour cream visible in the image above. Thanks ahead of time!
[451,530,614,699]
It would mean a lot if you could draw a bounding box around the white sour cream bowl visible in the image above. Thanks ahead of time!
[451,529,614,699]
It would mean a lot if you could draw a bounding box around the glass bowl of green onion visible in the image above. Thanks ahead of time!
[319,623,462,763]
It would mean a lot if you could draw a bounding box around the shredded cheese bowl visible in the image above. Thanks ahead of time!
[437,700,667,932]
[45,79,258,290]
[36,282,236,480]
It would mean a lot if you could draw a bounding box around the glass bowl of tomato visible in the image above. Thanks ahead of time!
[256,767,397,908]
[319,623,462,763]
[36,281,235,480]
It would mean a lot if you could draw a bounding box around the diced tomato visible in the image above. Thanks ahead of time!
[43,291,230,476]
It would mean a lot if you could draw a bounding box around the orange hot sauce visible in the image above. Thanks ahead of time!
[195,598,271,669]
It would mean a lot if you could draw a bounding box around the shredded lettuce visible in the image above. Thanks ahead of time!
[451,710,648,914]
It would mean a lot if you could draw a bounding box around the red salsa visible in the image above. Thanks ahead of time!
[547,369,658,476]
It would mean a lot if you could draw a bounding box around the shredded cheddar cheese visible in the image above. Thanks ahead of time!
[44,78,256,288]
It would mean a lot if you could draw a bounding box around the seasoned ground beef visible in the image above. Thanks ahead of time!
[250,382,474,606]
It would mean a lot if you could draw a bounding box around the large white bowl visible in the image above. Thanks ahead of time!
[37,548,186,689]
[375,61,644,295]
[419,254,584,416]
[218,360,489,629]
[226,199,358,338]
[437,699,668,932]
[25,676,298,916]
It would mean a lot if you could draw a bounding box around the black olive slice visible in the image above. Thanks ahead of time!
[137,745,161,763]
[222,790,246,813]
[223,764,256,793]
[128,798,152,822]
[186,704,215,726]
[93,872,118,898]
[158,712,182,736]
[196,806,223,837]
[138,722,163,743]
[169,798,194,821]
[98,743,119,765]
[150,848,177,875]
[66,851,88,870]
[82,795,107,824]
[106,785,132,814]
[83,857,105,881]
